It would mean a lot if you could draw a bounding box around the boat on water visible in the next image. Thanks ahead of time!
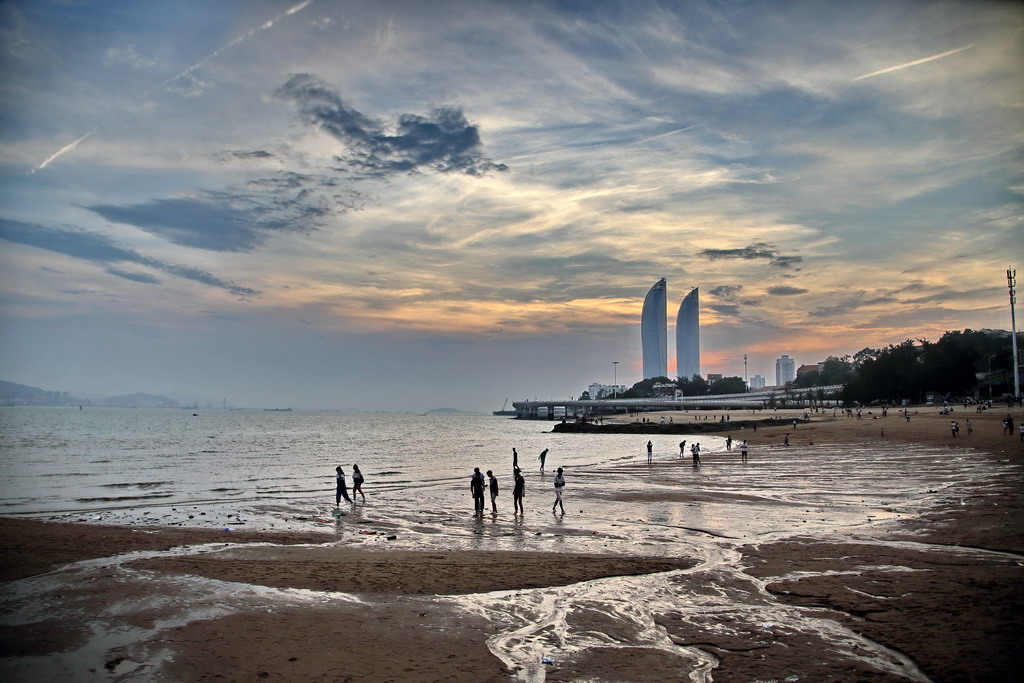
[492,398,517,416]
[264,407,293,412]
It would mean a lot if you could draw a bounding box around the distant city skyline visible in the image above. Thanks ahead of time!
[0,1,1020,411]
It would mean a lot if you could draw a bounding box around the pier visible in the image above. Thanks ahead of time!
[510,385,844,419]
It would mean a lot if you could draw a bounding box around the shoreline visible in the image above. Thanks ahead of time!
[1,408,1022,681]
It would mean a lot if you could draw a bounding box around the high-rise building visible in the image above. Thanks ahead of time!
[776,354,796,385]
[641,278,668,379]
[676,287,700,380]
[749,374,766,390]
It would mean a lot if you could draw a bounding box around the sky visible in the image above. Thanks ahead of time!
[1,0,1022,411]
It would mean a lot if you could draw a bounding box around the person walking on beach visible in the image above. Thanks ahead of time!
[951,421,959,438]
[740,440,748,462]
[512,447,518,471]
[783,433,790,446]
[647,440,653,464]
[552,467,566,514]
[470,467,485,516]
[690,443,701,467]
[679,440,686,457]
[513,468,525,514]
[725,436,732,451]
[539,448,548,471]
[335,466,352,506]
[487,470,499,513]
[351,464,366,502]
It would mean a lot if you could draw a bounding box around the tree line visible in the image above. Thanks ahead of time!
[587,329,1020,405]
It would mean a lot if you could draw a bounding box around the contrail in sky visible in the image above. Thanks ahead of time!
[141,0,316,99]
[629,125,702,146]
[30,0,317,173]
[853,44,974,81]
[29,128,96,174]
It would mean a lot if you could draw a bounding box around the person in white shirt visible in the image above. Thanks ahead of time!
[552,467,565,514]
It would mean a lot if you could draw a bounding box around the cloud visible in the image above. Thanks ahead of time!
[700,242,803,269]
[104,268,162,284]
[88,170,361,252]
[103,45,157,69]
[709,304,741,316]
[275,73,508,177]
[214,149,276,163]
[709,285,743,299]
[89,196,289,252]
[767,286,808,296]
[0,219,259,298]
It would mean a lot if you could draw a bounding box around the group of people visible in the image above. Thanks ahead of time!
[668,438,748,465]
[334,465,366,505]
[472,448,565,515]
[331,448,566,515]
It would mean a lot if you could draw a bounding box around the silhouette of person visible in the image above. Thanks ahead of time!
[335,466,352,505]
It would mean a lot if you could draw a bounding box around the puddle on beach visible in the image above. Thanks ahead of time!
[1,440,1012,681]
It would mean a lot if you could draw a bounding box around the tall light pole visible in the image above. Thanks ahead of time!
[1009,267,1020,403]
[612,361,619,398]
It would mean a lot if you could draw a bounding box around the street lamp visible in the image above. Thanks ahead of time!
[612,361,619,398]
[1009,267,1020,403]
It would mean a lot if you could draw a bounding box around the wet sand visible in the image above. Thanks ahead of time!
[1,406,1022,682]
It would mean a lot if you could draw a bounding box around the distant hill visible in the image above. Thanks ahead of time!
[0,380,72,406]
[1,380,182,408]
[426,407,481,415]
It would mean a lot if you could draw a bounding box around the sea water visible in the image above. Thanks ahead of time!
[0,406,725,522]
[2,406,1011,682]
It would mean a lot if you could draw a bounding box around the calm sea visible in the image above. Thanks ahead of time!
[0,407,725,523]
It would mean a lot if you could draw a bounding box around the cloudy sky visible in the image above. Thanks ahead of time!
[1,0,1021,411]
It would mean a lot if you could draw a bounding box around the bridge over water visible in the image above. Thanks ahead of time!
[511,385,844,419]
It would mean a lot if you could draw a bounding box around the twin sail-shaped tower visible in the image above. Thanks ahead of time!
[641,278,700,380]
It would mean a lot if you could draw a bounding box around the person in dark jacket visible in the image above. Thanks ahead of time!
[513,468,525,515]
[470,467,485,516]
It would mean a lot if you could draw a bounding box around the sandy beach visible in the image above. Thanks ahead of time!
[2,406,1023,682]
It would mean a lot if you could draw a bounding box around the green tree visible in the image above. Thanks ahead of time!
[709,376,747,395]
[676,375,709,396]
[843,340,924,404]
[920,332,980,398]
[818,356,855,385]
[620,376,672,398]
[793,370,819,389]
